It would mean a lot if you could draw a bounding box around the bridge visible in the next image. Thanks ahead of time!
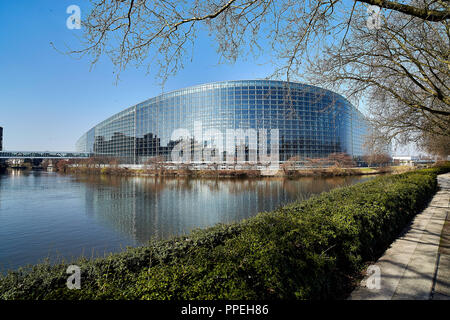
[0,151,92,159]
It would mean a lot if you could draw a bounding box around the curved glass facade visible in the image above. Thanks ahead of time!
[76,80,370,164]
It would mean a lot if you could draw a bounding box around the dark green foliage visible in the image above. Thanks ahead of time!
[1,164,449,300]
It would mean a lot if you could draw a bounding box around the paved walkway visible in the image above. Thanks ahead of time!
[349,173,450,300]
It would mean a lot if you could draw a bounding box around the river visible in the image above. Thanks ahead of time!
[0,170,375,272]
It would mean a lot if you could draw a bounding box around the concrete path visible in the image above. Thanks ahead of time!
[349,172,450,300]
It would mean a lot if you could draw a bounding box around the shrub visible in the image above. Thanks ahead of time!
[1,164,449,300]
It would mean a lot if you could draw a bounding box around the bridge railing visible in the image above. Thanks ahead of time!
[0,151,92,159]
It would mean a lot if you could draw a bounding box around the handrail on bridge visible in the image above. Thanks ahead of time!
[0,151,92,159]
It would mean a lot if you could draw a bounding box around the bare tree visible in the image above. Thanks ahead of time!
[419,121,450,158]
[363,152,392,167]
[69,0,449,147]
[145,155,167,175]
[72,0,449,82]
[327,152,356,168]
[305,3,450,146]
[280,156,300,174]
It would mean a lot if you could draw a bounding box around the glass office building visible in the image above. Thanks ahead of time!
[76,80,370,165]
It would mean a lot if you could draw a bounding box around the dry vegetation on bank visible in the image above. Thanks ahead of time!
[49,152,402,178]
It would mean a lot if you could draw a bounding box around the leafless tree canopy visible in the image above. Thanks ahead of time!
[305,2,449,147]
[74,1,448,79]
[418,117,450,157]
[73,0,450,149]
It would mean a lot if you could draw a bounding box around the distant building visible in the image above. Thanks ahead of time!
[0,126,3,151]
[392,156,435,166]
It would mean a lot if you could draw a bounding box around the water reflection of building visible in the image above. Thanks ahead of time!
[79,176,371,244]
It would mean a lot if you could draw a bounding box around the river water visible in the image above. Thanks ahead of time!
[0,170,374,272]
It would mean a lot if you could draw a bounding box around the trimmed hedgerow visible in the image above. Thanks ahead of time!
[1,164,449,300]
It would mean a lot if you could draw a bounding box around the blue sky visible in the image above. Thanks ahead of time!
[0,0,274,151]
[0,1,415,155]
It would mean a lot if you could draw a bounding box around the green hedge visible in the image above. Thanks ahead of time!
[1,164,449,300]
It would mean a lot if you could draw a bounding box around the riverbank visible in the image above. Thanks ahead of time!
[61,163,406,178]
[1,162,448,300]
[350,172,450,300]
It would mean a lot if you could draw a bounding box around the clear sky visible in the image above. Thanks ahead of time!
[0,0,274,151]
[0,1,415,155]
